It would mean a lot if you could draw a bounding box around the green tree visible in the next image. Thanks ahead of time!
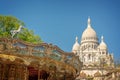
[0,15,42,43]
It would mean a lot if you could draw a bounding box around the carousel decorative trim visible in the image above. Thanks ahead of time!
[0,38,83,80]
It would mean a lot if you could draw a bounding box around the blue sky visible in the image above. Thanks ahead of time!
[0,0,120,61]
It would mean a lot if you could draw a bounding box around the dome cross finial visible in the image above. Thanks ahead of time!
[76,36,78,42]
[101,36,104,42]
[88,17,91,28]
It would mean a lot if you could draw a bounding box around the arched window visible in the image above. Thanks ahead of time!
[102,52,105,54]
[92,44,94,48]
[88,54,91,60]
[84,45,85,50]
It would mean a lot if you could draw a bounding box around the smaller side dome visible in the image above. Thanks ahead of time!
[99,36,107,50]
[72,36,80,53]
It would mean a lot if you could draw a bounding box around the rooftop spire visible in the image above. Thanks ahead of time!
[87,17,91,28]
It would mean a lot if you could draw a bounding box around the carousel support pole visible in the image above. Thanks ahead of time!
[24,66,28,80]
[63,71,66,80]
[38,65,40,80]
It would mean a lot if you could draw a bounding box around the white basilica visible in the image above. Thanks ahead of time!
[72,17,114,76]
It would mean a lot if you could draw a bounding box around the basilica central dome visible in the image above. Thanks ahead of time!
[81,18,98,44]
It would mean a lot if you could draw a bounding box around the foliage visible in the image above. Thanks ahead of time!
[17,28,42,43]
[0,15,42,43]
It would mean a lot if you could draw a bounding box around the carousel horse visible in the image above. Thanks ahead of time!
[10,25,23,38]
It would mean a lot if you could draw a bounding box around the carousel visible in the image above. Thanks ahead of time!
[0,38,82,80]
